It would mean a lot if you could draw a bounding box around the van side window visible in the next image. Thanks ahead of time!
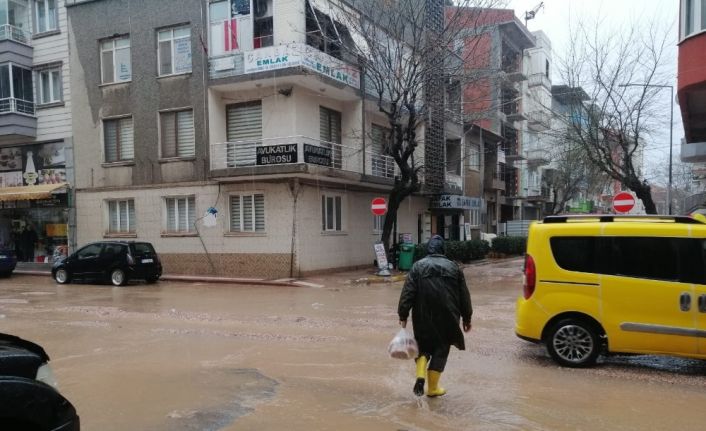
[550,237,596,273]
[678,239,706,284]
[612,237,679,281]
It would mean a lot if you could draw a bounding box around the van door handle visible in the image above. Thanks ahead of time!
[699,295,706,313]
[680,292,692,312]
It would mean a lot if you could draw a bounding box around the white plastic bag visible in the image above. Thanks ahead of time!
[388,329,418,360]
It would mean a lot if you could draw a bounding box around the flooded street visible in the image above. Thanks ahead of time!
[1,259,706,430]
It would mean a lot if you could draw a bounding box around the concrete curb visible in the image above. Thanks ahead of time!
[13,270,299,287]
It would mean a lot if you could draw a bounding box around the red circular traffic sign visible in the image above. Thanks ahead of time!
[613,192,635,213]
[371,197,387,216]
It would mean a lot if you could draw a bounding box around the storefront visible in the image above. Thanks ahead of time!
[0,142,70,263]
[429,195,482,241]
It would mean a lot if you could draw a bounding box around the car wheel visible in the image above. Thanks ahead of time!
[545,318,600,368]
[54,268,70,284]
[110,268,127,286]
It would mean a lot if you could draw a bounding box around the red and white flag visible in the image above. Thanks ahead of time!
[224,18,238,51]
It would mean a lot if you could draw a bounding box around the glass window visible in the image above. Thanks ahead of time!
[165,196,195,233]
[611,237,679,281]
[321,194,342,232]
[103,117,134,162]
[160,109,195,158]
[550,237,598,273]
[35,0,57,33]
[36,66,61,104]
[158,26,191,76]
[101,36,131,84]
[373,215,384,234]
[7,0,29,29]
[468,143,480,171]
[102,243,127,258]
[107,199,135,233]
[76,243,103,260]
[230,194,265,232]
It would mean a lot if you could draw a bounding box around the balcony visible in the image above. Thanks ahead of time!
[681,139,706,162]
[445,172,463,193]
[208,43,360,90]
[0,97,36,141]
[525,148,551,166]
[527,110,551,131]
[0,24,30,45]
[485,168,506,191]
[501,92,526,123]
[527,186,551,202]
[527,73,551,90]
[210,136,394,182]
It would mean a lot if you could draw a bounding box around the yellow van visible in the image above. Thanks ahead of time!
[515,215,706,367]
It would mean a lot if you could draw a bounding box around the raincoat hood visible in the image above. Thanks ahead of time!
[427,235,445,255]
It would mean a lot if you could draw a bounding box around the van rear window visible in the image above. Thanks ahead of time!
[550,237,597,273]
[132,243,155,255]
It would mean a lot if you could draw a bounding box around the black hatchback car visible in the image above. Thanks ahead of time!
[52,241,162,286]
[0,333,80,430]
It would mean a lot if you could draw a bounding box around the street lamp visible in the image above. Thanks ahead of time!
[619,83,674,215]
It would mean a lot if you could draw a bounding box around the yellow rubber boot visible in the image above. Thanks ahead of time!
[426,370,446,397]
[413,356,427,396]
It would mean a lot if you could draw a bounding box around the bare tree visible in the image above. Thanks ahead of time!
[554,17,673,214]
[326,0,503,250]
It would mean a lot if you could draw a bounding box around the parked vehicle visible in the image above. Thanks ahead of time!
[0,248,16,277]
[516,215,706,368]
[0,332,80,430]
[52,241,162,286]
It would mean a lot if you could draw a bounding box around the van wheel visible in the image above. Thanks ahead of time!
[110,268,127,286]
[546,319,600,368]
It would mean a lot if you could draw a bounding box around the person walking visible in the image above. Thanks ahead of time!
[21,224,38,263]
[398,235,472,397]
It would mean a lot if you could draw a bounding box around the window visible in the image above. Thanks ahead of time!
[35,0,58,33]
[371,124,393,178]
[305,0,354,61]
[107,199,135,233]
[468,143,480,171]
[158,26,192,76]
[319,106,342,169]
[102,243,127,258]
[373,214,385,234]
[0,64,34,114]
[101,36,131,84]
[230,194,265,232]
[165,196,196,233]
[160,109,195,158]
[253,0,273,49]
[36,66,61,104]
[469,209,480,227]
[321,195,342,232]
[76,243,103,260]
[103,117,134,163]
[551,237,598,274]
[612,237,680,281]
[682,0,706,37]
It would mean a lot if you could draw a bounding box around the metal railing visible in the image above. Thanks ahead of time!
[210,136,359,172]
[0,24,31,45]
[445,172,463,189]
[367,150,395,179]
[527,110,551,130]
[0,97,35,115]
[528,73,551,89]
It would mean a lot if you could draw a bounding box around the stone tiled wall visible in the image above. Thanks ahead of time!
[159,253,293,279]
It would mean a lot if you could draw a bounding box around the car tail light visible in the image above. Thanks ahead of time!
[523,254,536,299]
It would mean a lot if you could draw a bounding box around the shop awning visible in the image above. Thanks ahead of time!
[0,183,68,202]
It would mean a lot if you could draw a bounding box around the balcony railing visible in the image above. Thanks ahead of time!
[211,136,396,181]
[527,73,551,89]
[445,172,462,190]
[0,24,31,46]
[0,98,34,116]
[527,110,551,131]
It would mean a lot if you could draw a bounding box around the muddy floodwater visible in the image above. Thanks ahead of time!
[1,259,706,430]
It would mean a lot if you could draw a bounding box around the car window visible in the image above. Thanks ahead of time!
[611,237,679,282]
[132,243,155,256]
[76,244,103,260]
[550,237,597,273]
[102,244,126,258]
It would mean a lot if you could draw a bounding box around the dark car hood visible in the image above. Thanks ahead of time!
[0,333,49,379]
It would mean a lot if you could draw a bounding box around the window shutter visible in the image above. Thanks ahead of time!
[226,101,262,166]
[319,107,331,142]
[187,196,195,230]
[177,198,187,231]
[161,112,177,158]
[109,201,118,231]
[230,195,241,231]
[119,118,134,160]
[242,195,253,231]
[104,120,118,162]
[167,198,177,231]
[254,194,265,231]
[176,110,195,156]
[128,200,135,232]
[119,200,128,231]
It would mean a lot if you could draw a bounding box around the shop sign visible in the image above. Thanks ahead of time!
[242,44,360,89]
[173,37,192,74]
[374,242,388,270]
[303,144,332,166]
[256,144,298,165]
[430,195,482,210]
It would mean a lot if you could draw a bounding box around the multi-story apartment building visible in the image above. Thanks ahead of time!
[449,7,534,233]
[0,0,74,263]
[678,0,706,213]
[67,0,459,277]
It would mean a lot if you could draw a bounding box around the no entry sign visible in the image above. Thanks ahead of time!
[371,197,387,216]
[613,192,636,214]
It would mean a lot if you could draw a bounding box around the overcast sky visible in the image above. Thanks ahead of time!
[506,0,682,183]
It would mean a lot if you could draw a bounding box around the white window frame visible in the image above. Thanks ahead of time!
[106,199,135,234]
[229,193,266,233]
[34,0,58,34]
[157,26,192,76]
[468,142,480,171]
[102,115,134,163]
[100,36,131,84]
[682,0,706,39]
[321,194,344,232]
[469,208,480,227]
[36,65,62,105]
[164,196,196,234]
[159,108,195,158]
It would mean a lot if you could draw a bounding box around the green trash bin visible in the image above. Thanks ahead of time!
[398,243,415,271]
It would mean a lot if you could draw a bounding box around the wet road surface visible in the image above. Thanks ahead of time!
[1,259,706,430]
